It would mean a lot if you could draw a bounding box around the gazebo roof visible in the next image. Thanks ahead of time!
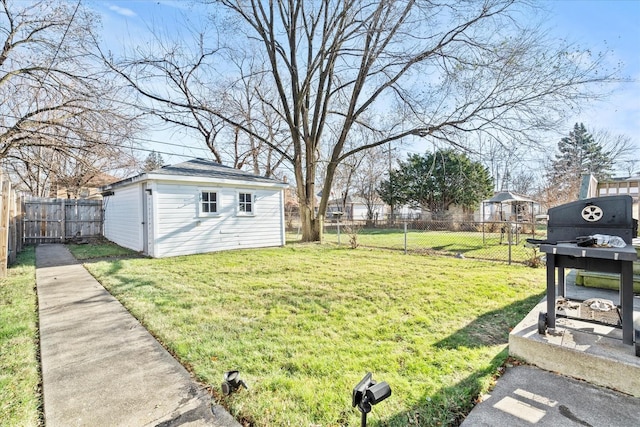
[485,191,535,204]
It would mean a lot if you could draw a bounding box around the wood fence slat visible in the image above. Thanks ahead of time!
[22,197,102,243]
[8,186,16,264]
[15,193,23,255]
[0,176,10,278]
[0,178,103,271]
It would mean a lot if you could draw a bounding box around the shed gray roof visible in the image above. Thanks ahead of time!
[103,158,286,191]
[150,159,283,183]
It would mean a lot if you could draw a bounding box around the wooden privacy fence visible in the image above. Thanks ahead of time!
[22,197,103,244]
[0,175,104,277]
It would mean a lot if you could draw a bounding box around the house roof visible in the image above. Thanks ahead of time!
[327,195,381,206]
[150,159,284,183]
[85,172,120,187]
[102,158,288,191]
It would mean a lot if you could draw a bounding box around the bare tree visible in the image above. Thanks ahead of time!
[329,155,360,215]
[222,52,292,177]
[4,127,138,197]
[111,0,619,241]
[3,147,56,196]
[352,146,389,225]
[101,26,289,178]
[322,135,392,222]
[508,170,539,196]
[592,129,638,177]
[0,0,139,193]
[208,0,618,241]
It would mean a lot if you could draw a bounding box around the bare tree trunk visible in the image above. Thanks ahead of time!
[299,194,322,242]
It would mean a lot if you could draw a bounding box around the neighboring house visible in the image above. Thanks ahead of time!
[326,195,386,221]
[101,159,288,258]
[581,173,640,220]
[53,173,119,200]
[393,205,422,220]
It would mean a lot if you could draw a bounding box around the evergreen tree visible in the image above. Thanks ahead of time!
[379,149,493,218]
[548,123,613,201]
[142,151,165,172]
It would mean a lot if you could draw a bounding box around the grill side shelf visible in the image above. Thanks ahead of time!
[540,243,638,262]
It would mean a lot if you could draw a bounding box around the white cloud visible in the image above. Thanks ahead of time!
[108,5,136,18]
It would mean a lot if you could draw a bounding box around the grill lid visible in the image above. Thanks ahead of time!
[547,195,637,244]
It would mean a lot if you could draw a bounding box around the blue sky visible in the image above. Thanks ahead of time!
[545,0,640,143]
[91,0,640,169]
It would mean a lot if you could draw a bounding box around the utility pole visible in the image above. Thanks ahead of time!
[386,144,395,223]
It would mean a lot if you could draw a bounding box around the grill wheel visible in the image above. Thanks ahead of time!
[537,312,548,335]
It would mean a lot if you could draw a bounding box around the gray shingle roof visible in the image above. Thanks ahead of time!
[150,159,283,184]
[102,159,286,191]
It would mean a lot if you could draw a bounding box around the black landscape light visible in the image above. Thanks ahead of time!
[352,372,392,427]
[221,370,248,395]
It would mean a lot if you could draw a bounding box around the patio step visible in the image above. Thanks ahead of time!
[509,296,640,397]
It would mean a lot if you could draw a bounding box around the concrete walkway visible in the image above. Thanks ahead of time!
[36,244,240,427]
[461,364,640,426]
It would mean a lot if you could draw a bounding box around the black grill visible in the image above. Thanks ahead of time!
[547,195,637,243]
[536,195,639,355]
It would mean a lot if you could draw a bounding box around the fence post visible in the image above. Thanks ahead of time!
[0,176,10,278]
[8,187,16,265]
[507,222,512,265]
[60,198,66,242]
[404,222,407,254]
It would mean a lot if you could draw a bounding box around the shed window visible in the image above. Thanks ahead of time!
[239,192,253,213]
[201,191,218,214]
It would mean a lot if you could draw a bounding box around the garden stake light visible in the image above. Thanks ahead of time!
[352,372,392,427]
[221,370,248,395]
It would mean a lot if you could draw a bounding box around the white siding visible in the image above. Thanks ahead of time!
[352,203,385,221]
[103,185,143,251]
[153,182,284,257]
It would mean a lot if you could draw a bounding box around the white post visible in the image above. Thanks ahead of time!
[404,222,407,254]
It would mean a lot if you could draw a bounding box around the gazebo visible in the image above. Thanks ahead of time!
[482,191,537,244]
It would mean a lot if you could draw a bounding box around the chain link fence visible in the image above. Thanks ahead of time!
[287,215,548,265]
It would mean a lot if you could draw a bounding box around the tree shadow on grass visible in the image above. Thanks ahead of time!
[324,228,407,236]
[379,350,509,427]
[375,294,544,426]
[434,293,544,349]
[81,259,161,295]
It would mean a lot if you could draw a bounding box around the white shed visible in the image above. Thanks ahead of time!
[101,159,288,258]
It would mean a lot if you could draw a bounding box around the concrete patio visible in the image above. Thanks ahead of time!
[509,270,640,397]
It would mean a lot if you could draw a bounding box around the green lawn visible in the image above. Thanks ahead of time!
[77,243,546,426]
[0,247,42,426]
